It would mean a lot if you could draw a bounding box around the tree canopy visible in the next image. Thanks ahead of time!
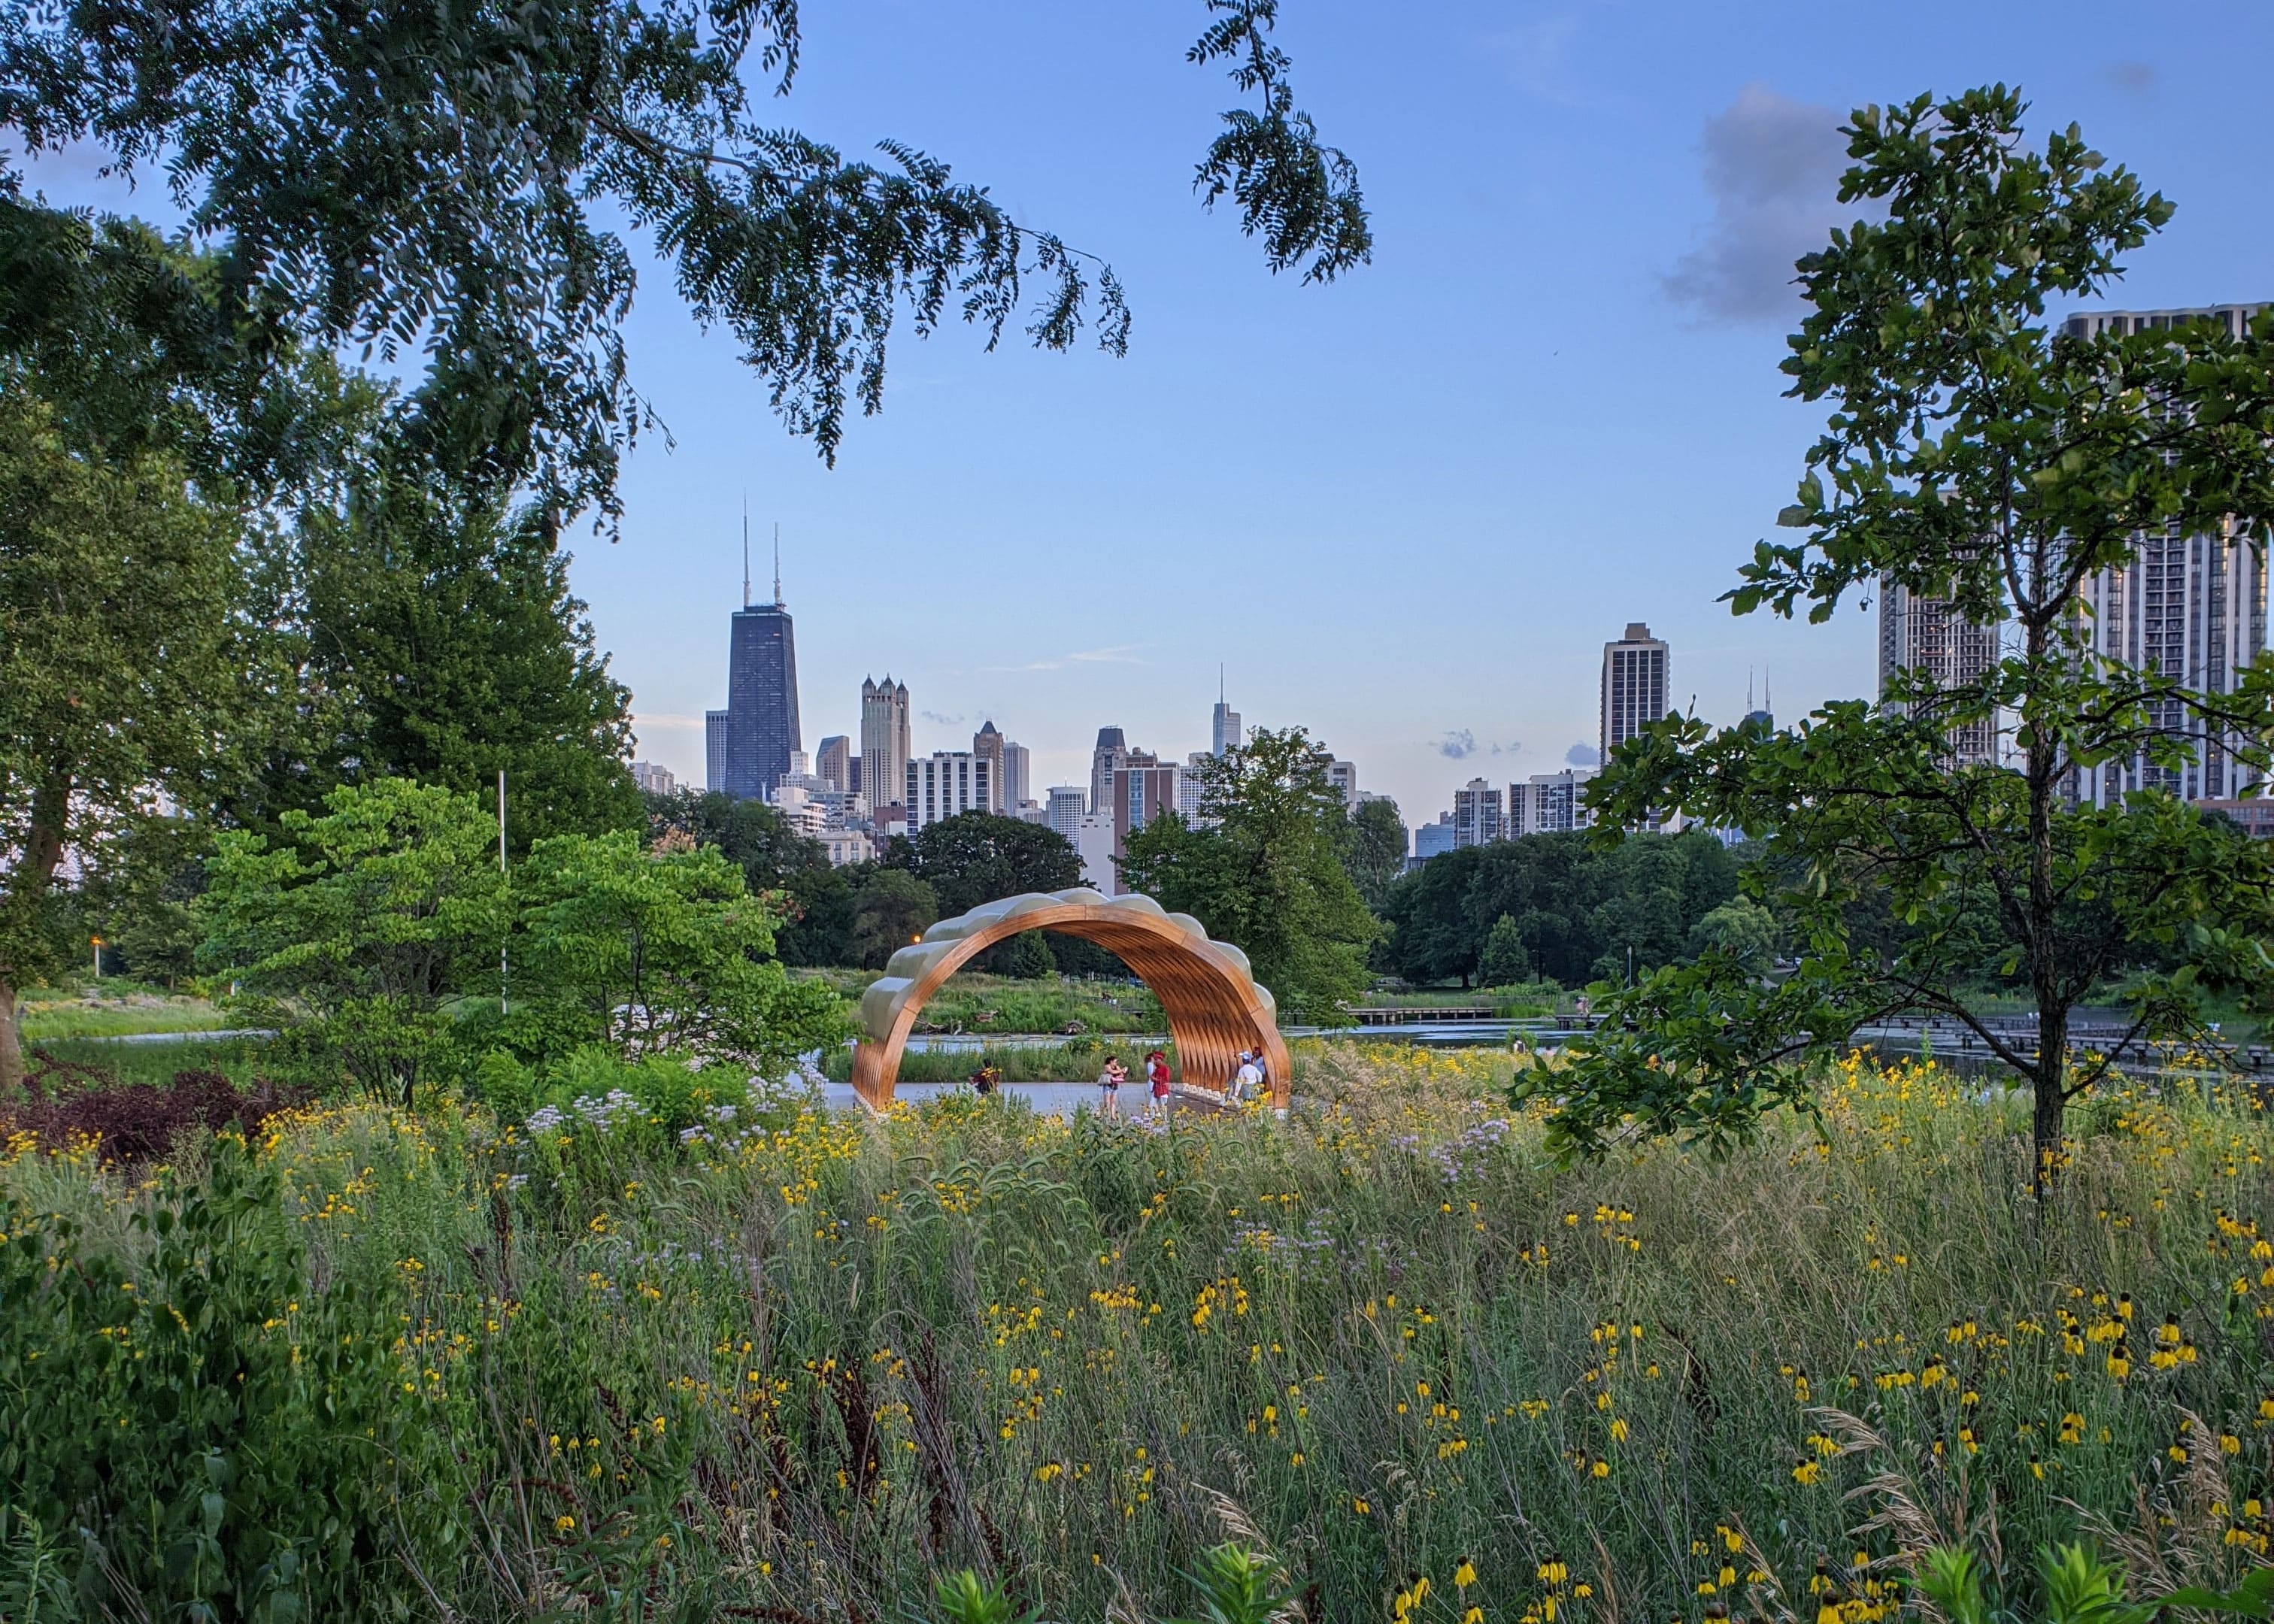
[0,384,238,1089]
[882,812,1081,919]
[1,0,1368,514]
[1543,87,2274,1181]
[1381,830,1744,989]
[245,468,641,844]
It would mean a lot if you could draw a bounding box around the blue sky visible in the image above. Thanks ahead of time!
[21,1,2272,825]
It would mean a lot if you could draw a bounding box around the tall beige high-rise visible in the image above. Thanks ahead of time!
[860,676,911,816]
[2061,304,2270,806]
[1599,623,1669,766]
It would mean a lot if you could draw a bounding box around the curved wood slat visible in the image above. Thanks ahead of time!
[847,890,1290,1113]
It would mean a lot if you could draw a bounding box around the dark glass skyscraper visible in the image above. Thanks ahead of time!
[720,583,801,802]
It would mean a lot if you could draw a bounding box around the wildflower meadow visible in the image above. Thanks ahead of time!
[4,1044,2269,1622]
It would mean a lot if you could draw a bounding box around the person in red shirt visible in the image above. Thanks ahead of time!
[1145,1049,1172,1118]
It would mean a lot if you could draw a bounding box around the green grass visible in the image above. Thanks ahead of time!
[5,1046,2270,1621]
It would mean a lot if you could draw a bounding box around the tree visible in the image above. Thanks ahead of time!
[1,1,1368,511]
[0,389,238,1089]
[1477,914,1531,988]
[247,471,641,844]
[850,869,939,971]
[1117,726,1377,1021]
[1548,88,2274,1183]
[1687,897,1780,976]
[196,780,510,1108]
[1342,797,1408,912]
[1002,930,1057,981]
[644,789,856,965]
[883,812,1081,917]
[511,829,843,1070]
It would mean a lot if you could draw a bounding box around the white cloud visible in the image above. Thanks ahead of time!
[1566,741,1601,767]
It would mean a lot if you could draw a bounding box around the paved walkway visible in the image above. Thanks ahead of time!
[820,1080,1240,1117]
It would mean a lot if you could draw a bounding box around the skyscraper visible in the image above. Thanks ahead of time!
[816,735,850,795]
[1000,741,1030,811]
[705,710,728,792]
[717,527,801,801]
[972,722,1004,811]
[860,676,911,817]
[1599,622,1670,767]
[1326,759,1359,812]
[1211,677,1242,757]
[1878,583,2001,766]
[1090,726,1132,815]
[2062,304,2270,807]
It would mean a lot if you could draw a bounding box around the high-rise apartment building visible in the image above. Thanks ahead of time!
[705,710,728,793]
[1599,622,1670,766]
[903,750,995,834]
[1452,778,1502,847]
[1878,582,2002,766]
[1510,768,1596,836]
[860,676,911,817]
[1108,759,1179,881]
[2061,304,2271,807]
[630,761,675,797]
[1045,786,1088,844]
[1326,759,1359,812]
[815,735,850,795]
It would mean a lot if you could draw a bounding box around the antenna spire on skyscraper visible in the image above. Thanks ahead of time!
[773,522,782,607]
[741,495,750,607]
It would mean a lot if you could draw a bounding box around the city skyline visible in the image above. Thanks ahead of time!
[28,2,2273,825]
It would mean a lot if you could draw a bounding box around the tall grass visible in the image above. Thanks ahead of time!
[16,995,229,1039]
[3,1047,2269,1622]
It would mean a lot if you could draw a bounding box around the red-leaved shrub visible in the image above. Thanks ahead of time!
[2,1053,309,1162]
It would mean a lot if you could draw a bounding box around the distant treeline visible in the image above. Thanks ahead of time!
[1378,829,1760,989]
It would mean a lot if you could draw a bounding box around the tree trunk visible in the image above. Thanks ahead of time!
[0,980,20,1094]
[0,768,72,1096]
[2024,614,2065,1200]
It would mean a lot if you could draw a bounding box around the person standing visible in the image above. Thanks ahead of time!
[1097,1055,1126,1120]
[1145,1049,1172,1118]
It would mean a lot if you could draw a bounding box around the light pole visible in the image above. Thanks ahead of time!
[499,769,509,1015]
